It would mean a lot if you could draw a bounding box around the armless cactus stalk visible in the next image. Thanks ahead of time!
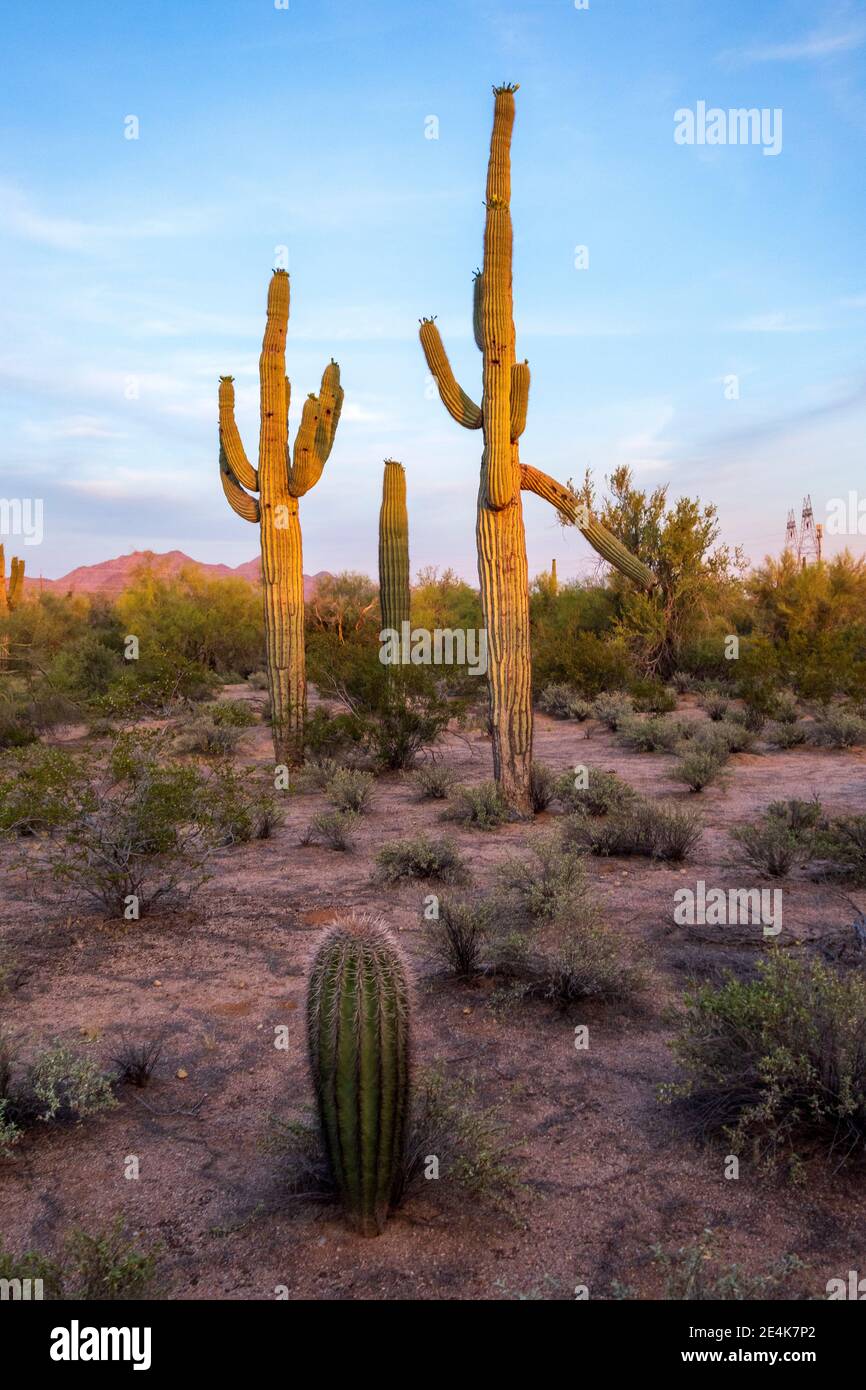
[550,558,558,595]
[378,460,410,635]
[218,270,343,766]
[420,86,654,814]
[0,545,24,613]
[307,912,411,1237]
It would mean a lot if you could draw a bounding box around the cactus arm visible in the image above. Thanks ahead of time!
[510,360,529,441]
[418,318,483,429]
[519,463,655,589]
[219,446,260,523]
[218,377,259,492]
[288,361,344,498]
[472,270,485,351]
[481,87,519,509]
[8,557,24,609]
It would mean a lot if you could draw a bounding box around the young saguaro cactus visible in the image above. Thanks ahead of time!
[378,460,410,635]
[306,912,411,1237]
[218,270,343,766]
[420,86,654,814]
[0,545,25,613]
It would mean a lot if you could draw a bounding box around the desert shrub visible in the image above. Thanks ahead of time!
[413,764,457,800]
[247,669,269,691]
[538,684,591,721]
[201,699,257,728]
[617,715,689,753]
[172,718,246,757]
[592,692,633,730]
[816,816,866,883]
[0,746,93,836]
[807,709,866,749]
[630,679,677,714]
[443,781,510,831]
[111,1036,163,1088]
[542,919,646,1007]
[623,1229,803,1301]
[767,797,823,836]
[671,746,727,792]
[309,649,453,769]
[424,898,490,978]
[301,809,359,851]
[699,694,730,721]
[671,671,695,694]
[494,836,589,928]
[555,766,637,817]
[711,719,757,754]
[0,1218,158,1301]
[529,761,556,813]
[730,819,800,878]
[0,1036,116,1140]
[303,707,367,762]
[404,1069,522,1215]
[324,767,374,814]
[665,954,866,1176]
[202,764,280,845]
[360,679,452,769]
[731,703,766,733]
[765,720,807,749]
[771,690,800,724]
[37,749,209,916]
[563,801,700,862]
[375,834,468,884]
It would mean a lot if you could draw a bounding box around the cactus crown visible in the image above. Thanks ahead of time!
[493,82,520,93]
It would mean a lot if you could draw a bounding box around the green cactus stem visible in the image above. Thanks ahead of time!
[378,460,410,635]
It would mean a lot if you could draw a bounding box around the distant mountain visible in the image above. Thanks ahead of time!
[22,550,330,601]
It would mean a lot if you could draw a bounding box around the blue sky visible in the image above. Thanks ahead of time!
[1,0,865,582]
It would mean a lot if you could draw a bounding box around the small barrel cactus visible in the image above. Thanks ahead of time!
[306,912,411,1236]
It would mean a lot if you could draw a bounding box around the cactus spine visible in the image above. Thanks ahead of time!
[306,912,411,1236]
[378,460,410,635]
[0,546,24,613]
[218,271,343,766]
[420,86,654,814]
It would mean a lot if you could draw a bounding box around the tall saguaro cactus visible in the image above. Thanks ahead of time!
[0,546,24,613]
[420,85,654,814]
[378,460,410,634]
[218,270,343,765]
[306,912,411,1237]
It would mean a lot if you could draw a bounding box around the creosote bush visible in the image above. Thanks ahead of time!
[555,766,637,817]
[730,799,822,877]
[563,800,700,862]
[765,720,807,749]
[665,953,866,1178]
[592,692,633,730]
[0,1217,158,1301]
[324,767,374,814]
[671,746,727,792]
[699,694,730,722]
[538,684,591,721]
[203,763,281,845]
[617,715,690,753]
[807,709,866,749]
[443,781,510,830]
[1,1034,116,1153]
[424,898,490,978]
[413,763,457,800]
[375,834,468,884]
[529,761,556,813]
[629,679,677,714]
[301,809,359,852]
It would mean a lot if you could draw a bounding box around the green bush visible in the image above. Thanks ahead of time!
[699,694,730,721]
[671,746,728,792]
[629,679,677,714]
[555,767,637,817]
[0,747,93,836]
[424,898,490,978]
[617,715,689,753]
[202,699,257,728]
[301,809,359,851]
[443,781,510,831]
[730,819,801,878]
[816,815,866,883]
[529,761,556,813]
[324,767,374,814]
[563,800,700,862]
[807,710,866,748]
[666,954,866,1176]
[375,834,468,884]
[0,1218,158,1301]
[494,836,589,928]
[203,764,281,845]
[765,720,807,749]
[543,919,646,1007]
[172,718,247,757]
[413,763,457,800]
[538,684,592,720]
[592,692,633,730]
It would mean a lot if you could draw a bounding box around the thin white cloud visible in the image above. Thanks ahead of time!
[0,182,207,253]
[20,415,125,441]
[719,26,866,68]
[728,312,823,334]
